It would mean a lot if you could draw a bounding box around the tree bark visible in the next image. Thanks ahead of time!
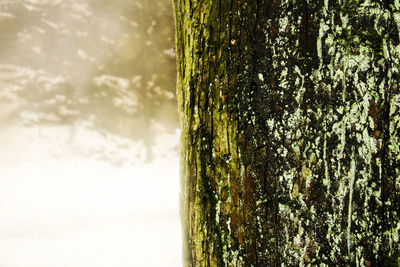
[173,1,400,266]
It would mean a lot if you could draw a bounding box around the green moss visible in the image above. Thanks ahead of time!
[175,0,400,265]
[384,254,400,267]
[338,28,385,55]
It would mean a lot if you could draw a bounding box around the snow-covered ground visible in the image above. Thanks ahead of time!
[0,124,182,267]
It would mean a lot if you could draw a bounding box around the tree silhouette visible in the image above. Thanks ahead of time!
[0,0,177,163]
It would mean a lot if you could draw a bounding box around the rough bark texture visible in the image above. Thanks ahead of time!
[173,0,400,266]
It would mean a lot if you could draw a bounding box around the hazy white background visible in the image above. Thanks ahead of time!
[0,0,181,266]
[0,125,181,267]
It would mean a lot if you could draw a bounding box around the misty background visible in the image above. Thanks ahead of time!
[0,0,181,266]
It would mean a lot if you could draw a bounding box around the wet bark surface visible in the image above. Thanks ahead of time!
[173,0,400,266]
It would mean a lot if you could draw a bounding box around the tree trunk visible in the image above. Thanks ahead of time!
[173,1,400,266]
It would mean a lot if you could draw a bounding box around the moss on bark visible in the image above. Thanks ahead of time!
[173,0,400,266]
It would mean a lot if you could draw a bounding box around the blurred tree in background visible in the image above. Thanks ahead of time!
[0,0,177,163]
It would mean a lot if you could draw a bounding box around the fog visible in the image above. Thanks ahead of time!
[0,0,181,266]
